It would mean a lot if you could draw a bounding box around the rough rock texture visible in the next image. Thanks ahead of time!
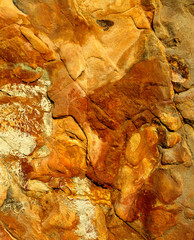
[0,0,193,239]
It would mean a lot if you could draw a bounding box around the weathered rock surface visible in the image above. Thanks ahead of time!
[0,0,193,239]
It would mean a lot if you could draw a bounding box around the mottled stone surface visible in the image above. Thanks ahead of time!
[0,0,193,239]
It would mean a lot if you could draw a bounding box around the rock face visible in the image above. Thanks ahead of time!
[0,0,193,239]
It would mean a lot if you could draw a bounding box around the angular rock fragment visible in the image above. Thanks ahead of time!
[175,88,194,123]
[0,0,193,239]
[161,139,192,166]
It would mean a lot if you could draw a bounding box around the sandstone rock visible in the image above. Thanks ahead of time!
[0,222,13,240]
[25,180,50,193]
[20,26,55,60]
[59,42,86,80]
[174,88,194,122]
[184,208,194,219]
[164,223,194,240]
[88,59,172,123]
[153,0,194,90]
[161,139,192,166]
[166,132,181,148]
[29,118,87,179]
[114,125,159,221]
[132,110,155,128]
[45,60,73,94]
[49,81,87,123]
[155,169,183,204]
[0,161,10,207]
[107,213,144,240]
[152,103,182,131]
[179,166,194,210]
[167,55,190,92]
[0,24,45,68]
[0,0,193,239]
[184,124,194,155]
[125,126,158,167]
[0,0,25,15]
[145,208,177,238]
[155,124,181,148]
[0,64,51,157]
[13,65,43,83]
[0,174,112,240]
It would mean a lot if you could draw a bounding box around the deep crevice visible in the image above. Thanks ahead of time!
[12,0,25,14]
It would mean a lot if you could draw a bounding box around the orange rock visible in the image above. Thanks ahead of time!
[161,140,192,166]
[28,118,87,180]
[13,65,43,83]
[0,0,193,239]
[89,59,172,124]
[184,208,194,219]
[155,169,183,204]
[156,124,182,148]
[107,213,144,240]
[145,208,177,238]
[132,110,155,128]
[45,60,73,93]
[0,222,15,240]
[175,88,194,122]
[0,24,45,67]
[151,103,182,131]
[48,81,87,123]
[164,223,194,240]
[20,26,56,61]
[114,125,159,221]
[125,125,158,167]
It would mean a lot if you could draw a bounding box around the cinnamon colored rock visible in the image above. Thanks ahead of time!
[0,0,193,239]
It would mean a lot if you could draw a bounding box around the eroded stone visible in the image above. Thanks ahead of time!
[0,0,193,239]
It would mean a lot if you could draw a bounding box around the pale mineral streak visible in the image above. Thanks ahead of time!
[0,0,193,239]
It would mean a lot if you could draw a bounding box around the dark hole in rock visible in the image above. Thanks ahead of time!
[167,55,189,79]
[96,19,114,31]
[165,38,181,48]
